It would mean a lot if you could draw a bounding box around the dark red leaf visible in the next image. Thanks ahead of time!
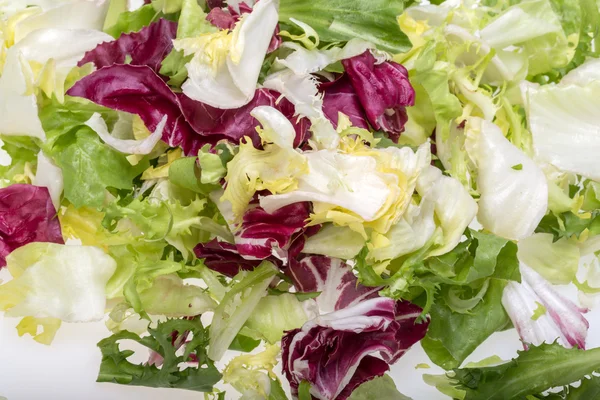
[78,19,177,73]
[67,64,207,155]
[341,51,415,142]
[320,75,369,129]
[0,184,64,267]
[281,298,428,400]
[179,89,310,149]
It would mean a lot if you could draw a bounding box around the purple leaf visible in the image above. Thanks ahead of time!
[206,0,225,8]
[179,89,310,148]
[234,202,310,261]
[320,75,369,130]
[67,64,208,155]
[281,298,428,400]
[194,238,261,277]
[287,255,380,313]
[341,52,415,142]
[78,19,177,72]
[206,8,236,30]
[0,184,64,267]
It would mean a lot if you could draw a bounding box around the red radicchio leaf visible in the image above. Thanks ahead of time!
[68,65,309,156]
[0,184,64,267]
[67,64,210,155]
[78,19,177,73]
[286,255,380,313]
[206,8,236,30]
[194,238,261,277]
[206,0,225,8]
[341,51,415,142]
[320,75,369,130]
[179,89,310,148]
[194,203,313,276]
[234,202,311,261]
[281,298,428,400]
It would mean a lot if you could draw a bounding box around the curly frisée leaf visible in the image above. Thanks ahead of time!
[208,261,278,361]
[97,317,222,392]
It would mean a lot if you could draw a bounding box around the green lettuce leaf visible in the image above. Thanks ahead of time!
[450,343,600,400]
[53,128,148,208]
[242,293,311,344]
[278,0,411,53]
[421,279,512,370]
[159,49,192,87]
[517,233,580,284]
[536,211,600,241]
[105,4,158,38]
[97,317,221,392]
[0,136,38,184]
[480,0,571,76]
[415,229,519,368]
[348,375,412,400]
[177,0,216,39]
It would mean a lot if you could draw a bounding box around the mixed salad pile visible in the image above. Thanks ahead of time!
[2,0,600,398]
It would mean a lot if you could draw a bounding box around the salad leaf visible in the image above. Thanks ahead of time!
[282,298,428,400]
[137,274,217,317]
[523,63,600,181]
[348,375,412,400]
[233,203,310,262]
[0,27,112,140]
[243,293,312,343]
[320,75,369,130]
[228,334,261,353]
[178,88,309,150]
[421,279,511,370]
[174,0,278,109]
[84,112,166,155]
[465,117,548,240]
[536,210,600,242]
[502,265,589,350]
[0,184,64,267]
[97,317,222,392]
[67,64,204,155]
[0,136,38,184]
[33,150,63,210]
[194,239,262,277]
[287,255,379,313]
[52,128,147,208]
[208,261,278,361]
[278,0,410,53]
[341,51,415,142]
[450,343,600,400]
[0,242,116,324]
[302,224,366,260]
[159,49,193,87]
[517,233,580,285]
[546,375,600,399]
[102,193,221,259]
[223,345,281,399]
[104,4,157,38]
[80,19,177,72]
[479,0,570,76]
[177,0,216,39]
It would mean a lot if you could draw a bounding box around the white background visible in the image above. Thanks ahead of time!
[2,271,600,400]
